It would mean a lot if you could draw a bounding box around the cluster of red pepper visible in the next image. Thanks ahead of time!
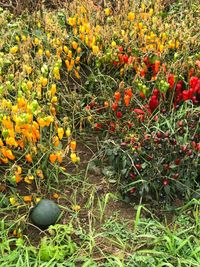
[182,76,200,103]
[168,74,200,106]
[90,75,199,133]
[113,47,163,80]
[148,74,200,114]
[142,56,161,78]
[113,46,129,66]
[113,46,200,106]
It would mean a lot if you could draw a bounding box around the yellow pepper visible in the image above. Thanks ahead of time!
[66,128,71,137]
[10,46,18,54]
[57,127,64,140]
[70,152,77,163]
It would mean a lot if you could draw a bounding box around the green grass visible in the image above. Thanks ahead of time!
[1,171,200,266]
[0,140,199,266]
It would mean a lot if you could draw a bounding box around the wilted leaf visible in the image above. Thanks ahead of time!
[0,184,6,192]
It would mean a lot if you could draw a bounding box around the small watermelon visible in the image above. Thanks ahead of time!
[30,199,61,229]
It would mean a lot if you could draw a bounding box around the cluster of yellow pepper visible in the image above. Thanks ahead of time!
[63,1,181,73]
[0,10,79,187]
[104,3,180,54]
[66,6,102,56]
[126,9,179,54]
[49,129,80,164]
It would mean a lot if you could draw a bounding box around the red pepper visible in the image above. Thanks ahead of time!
[190,76,199,89]
[135,164,142,171]
[189,68,195,77]
[123,54,129,64]
[176,81,183,92]
[163,179,169,186]
[109,122,115,132]
[112,101,118,111]
[130,187,136,193]
[116,111,122,118]
[153,88,159,97]
[130,173,136,180]
[154,115,158,121]
[168,74,175,89]
[196,143,200,151]
[85,105,91,110]
[175,158,181,165]
[149,95,159,112]
[94,123,103,130]
[140,69,146,77]
[143,56,150,66]
[133,108,145,115]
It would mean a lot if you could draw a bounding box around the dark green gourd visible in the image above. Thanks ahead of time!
[30,199,61,229]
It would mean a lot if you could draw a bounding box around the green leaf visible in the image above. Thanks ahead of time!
[164,185,171,195]
[121,169,128,175]
[102,166,115,177]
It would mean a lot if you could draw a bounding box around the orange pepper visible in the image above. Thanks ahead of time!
[53,193,59,199]
[15,174,22,184]
[72,41,78,50]
[114,91,121,102]
[50,106,56,116]
[6,149,15,160]
[25,153,32,163]
[23,195,32,202]
[49,153,57,163]
[0,138,4,146]
[56,152,63,163]
[104,101,109,108]
[70,140,76,151]
[0,147,7,158]
[124,95,131,107]
[74,70,80,79]
[0,157,9,164]
[125,88,133,98]
[15,174,22,183]
[17,140,25,149]
[154,60,160,73]
[53,136,59,147]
